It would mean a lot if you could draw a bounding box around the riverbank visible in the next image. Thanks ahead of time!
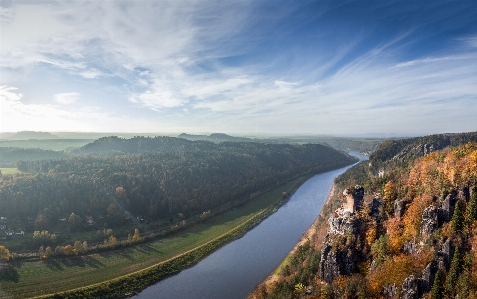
[1,175,313,299]
[251,184,337,294]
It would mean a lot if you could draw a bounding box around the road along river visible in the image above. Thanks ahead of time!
[133,152,367,299]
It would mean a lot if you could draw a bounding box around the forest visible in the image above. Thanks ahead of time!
[0,137,356,243]
[250,131,477,299]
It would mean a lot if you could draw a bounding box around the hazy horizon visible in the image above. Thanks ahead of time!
[1,1,476,135]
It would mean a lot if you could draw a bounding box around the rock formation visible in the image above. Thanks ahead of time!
[401,275,419,299]
[420,205,438,240]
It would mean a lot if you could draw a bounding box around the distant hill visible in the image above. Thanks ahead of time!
[71,136,216,156]
[8,131,61,140]
[178,133,254,143]
[335,131,477,189]
[0,147,67,167]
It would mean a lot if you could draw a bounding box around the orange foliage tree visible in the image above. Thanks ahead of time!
[402,194,433,241]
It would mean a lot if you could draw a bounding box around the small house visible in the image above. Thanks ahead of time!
[15,229,25,236]
[5,229,14,237]
[86,216,94,225]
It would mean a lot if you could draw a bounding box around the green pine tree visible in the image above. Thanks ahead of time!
[464,190,477,228]
[431,270,444,299]
[445,247,462,298]
[451,200,465,233]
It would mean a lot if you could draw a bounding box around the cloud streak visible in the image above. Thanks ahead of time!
[1,0,476,134]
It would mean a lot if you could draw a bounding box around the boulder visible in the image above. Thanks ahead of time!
[401,275,419,299]
[420,205,438,240]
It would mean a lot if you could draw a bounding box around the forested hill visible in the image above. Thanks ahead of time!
[71,135,214,156]
[249,132,477,299]
[178,132,253,143]
[0,141,357,230]
[335,131,477,189]
[0,147,67,167]
[370,131,477,165]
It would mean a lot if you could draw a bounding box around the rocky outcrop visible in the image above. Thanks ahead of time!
[401,275,419,299]
[437,238,453,271]
[403,241,417,255]
[369,195,383,218]
[394,199,409,219]
[320,186,364,283]
[420,205,438,240]
[418,261,437,293]
[342,185,364,213]
[439,192,457,222]
[383,283,397,298]
[328,208,359,235]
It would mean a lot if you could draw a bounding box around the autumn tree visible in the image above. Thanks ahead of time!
[132,228,143,243]
[402,194,432,241]
[68,212,82,230]
[45,246,54,258]
[0,245,11,261]
[385,217,404,254]
[383,181,398,215]
[34,213,49,231]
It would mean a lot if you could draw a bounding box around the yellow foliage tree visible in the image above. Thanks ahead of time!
[402,194,432,241]
[385,217,404,254]
[0,245,11,261]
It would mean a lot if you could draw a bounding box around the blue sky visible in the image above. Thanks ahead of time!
[1,0,476,135]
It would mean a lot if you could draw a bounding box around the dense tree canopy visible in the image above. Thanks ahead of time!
[0,137,356,231]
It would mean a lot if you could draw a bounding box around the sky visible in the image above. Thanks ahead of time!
[1,0,476,136]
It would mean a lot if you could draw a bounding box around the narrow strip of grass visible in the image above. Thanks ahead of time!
[1,175,311,299]
[0,168,21,175]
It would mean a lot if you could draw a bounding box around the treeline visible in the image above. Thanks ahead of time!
[0,147,66,167]
[0,139,356,232]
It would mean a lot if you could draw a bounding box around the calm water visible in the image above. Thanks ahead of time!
[133,152,367,299]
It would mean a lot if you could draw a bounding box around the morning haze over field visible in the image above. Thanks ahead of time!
[1,1,477,299]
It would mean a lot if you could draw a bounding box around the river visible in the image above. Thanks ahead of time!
[133,151,367,299]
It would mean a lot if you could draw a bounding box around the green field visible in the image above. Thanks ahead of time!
[0,168,21,175]
[0,175,310,299]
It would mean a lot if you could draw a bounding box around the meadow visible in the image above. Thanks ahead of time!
[0,168,21,175]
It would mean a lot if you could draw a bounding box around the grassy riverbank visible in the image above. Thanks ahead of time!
[0,175,312,299]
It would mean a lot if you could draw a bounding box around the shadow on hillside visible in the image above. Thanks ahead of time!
[42,255,105,271]
[43,259,64,271]
[135,244,162,254]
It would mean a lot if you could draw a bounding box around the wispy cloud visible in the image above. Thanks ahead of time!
[53,92,80,105]
[1,1,476,134]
